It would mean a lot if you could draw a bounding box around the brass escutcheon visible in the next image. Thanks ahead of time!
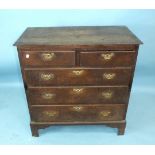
[42,93,56,99]
[41,52,56,61]
[99,111,111,117]
[101,53,114,60]
[102,91,113,99]
[73,88,83,94]
[103,73,116,80]
[72,106,83,112]
[43,111,58,117]
[40,73,54,81]
[72,70,84,76]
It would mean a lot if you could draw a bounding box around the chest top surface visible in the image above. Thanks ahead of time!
[14,26,142,46]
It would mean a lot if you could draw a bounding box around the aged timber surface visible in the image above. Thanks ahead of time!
[14,26,142,46]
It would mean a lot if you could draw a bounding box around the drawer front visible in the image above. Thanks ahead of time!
[28,86,129,105]
[25,68,132,86]
[80,51,136,67]
[31,104,126,122]
[19,51,75,67]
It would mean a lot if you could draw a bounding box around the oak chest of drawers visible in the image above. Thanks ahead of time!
[14,26,142,136]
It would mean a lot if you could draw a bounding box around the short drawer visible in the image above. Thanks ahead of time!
[24,68,132,86]
[31,104,126,122]
[28,86,129,105]
[80,51,136,67]
[19,51,75,67]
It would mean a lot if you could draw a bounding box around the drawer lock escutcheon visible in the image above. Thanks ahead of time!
[73,88,84,94]
[72,70,84,76]
[103,73,116,80]
[42,93,56,99]
[43,111,59,117]
[101,91,113,99]
[99,111,112,117]
[40,73,55,81]
[101,53,114,60]
[72,106,84,112]
[41,53,56,61]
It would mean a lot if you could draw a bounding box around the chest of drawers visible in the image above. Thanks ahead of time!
[14,26,142,136]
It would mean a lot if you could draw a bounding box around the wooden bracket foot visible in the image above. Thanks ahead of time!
[117,121,126,135]
[30,124,39,137]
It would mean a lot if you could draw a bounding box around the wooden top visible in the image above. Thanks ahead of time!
[14,26,142,46]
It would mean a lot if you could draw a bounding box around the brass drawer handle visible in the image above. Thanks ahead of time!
[101,53,114,60]
[42,93,56,99]
[43,111,59,117]
[41,52,56,61]
[72,106,83,112]
[73,88,83,94]
[103,73,116,80]
[102,91,113,99]
[40,73,54,81]
[72,70,84,76]
[99,111,111,117]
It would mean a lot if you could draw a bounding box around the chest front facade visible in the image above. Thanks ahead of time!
[14,26,142,136]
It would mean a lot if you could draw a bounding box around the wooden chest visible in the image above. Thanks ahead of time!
[14,26,142,136]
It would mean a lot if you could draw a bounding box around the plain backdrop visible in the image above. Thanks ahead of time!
[0,10,155,144]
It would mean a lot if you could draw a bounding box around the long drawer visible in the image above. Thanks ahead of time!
[30,104,126,122]
[28,86,129,105]
[80,51,136,67]
[24,68,132,86]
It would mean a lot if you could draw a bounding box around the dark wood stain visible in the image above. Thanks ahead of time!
[14,26,142,137]
[80,51,136,67]
[28,86,129,105]
[14,26,142,46]
[30,104,126,122]
[19,51,75,67]
[24,68,132,86]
